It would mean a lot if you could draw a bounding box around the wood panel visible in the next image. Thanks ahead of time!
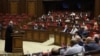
[25,30,33,41]
[18,0,26,14]
[66,33,72,45]
[36,1,44,17]
[27,2,36,16]
[32,30,39,41]
[95,0,100,17]
[39,30,49,42]
[60,32,66,45]
[54,32,72,46]
[10,1,18,15]
[54,32,61,45]
[12,34,23,53]
[0,0,3,13]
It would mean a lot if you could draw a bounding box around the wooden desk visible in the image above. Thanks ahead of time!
[11,33,23,53]
[39,30,49,42]
[48,26,62,34]
[60,32,67,45]
[54,32,61,45]
[48,26,55,34]
[54,32,72,46]
[32,30,40,42]
[25,30,33,41]
[65,33,72,45]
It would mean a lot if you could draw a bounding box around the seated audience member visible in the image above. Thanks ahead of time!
[77,26,84,38]
[65,18,71,23]
[33,23,39,30]
[93,22,99,30]
[81,26,89,38]
[57,21,62,27]
[59,43,67,55]
[75,15,80,19]
[70,12,76,17]
[74,20,80,28]
[40,24,46,30]
[98,15,100,20]
[75,36,84,46]
[41,14,47,22]
[23,24,28,30]
[84,37,100,51]
[80,22,86,28]
[62,24,69,33]
[64,39,85,55]
[71,32,80,40]
[49,15,54,22]
[70,25,78,35]
[93,34,100,44]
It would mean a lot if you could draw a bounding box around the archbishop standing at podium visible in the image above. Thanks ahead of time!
[5,21,13,52]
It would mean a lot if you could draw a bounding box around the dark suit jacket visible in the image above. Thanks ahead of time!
[84,42,100,51]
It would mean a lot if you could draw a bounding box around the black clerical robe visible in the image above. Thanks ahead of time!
[5,25,13,52]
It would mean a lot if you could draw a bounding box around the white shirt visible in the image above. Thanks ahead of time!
[64,44,85,55]
[62,28,67,32]
[70,28,78,35]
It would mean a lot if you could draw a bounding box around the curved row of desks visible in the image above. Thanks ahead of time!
[1,29,72,46]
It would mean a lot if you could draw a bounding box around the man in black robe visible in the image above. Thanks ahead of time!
[5,23,13,52]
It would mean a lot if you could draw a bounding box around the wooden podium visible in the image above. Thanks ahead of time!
[11,33,23,53]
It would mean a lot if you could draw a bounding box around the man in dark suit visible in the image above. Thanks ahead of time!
[5,21,13,52]
[62,25,69,33]
[84,37,100,51]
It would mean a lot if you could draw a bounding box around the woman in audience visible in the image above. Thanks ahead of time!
[75,36,84,46]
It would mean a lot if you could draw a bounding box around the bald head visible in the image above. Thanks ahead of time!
[85,37,94,43]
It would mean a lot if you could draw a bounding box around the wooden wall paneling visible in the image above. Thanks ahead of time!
[0,0,3,13]
[18,0,26,14]
[95,0,100,17]
[10,1,18,15]
[3,0,9,13]
[27,1,36,17]
[36,1,44,17]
